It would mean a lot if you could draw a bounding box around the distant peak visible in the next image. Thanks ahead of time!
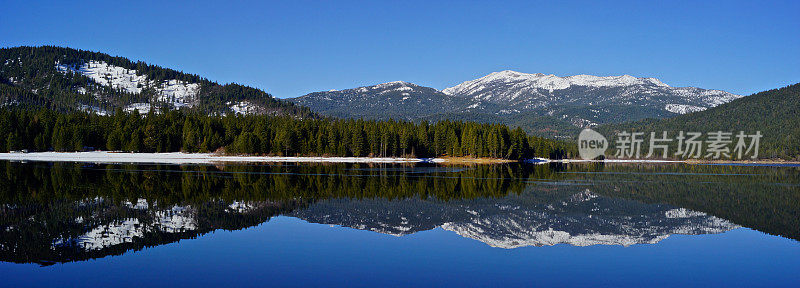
[489,70,543,78]
[643,77,668,87]
[453,70,671,91]
[370,81,417,90]
[380,80,409,85]
[495,70,521,75]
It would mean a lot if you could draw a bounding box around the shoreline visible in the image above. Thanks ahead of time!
[0,152,796,165]
[0,151,444,165]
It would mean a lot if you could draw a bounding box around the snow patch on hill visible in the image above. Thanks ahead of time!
[124,103,152,114]
[57,61,147,94]
[670,87,741,106]
[56,60,200,110]
[228,101,259,115]
[159,79,200,108]
[665,103,706,114]
[78,104,109,116]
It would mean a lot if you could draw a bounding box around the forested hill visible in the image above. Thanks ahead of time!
[0,46,311,117]
[599,83,800,159]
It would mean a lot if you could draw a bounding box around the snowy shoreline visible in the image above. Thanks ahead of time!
[1,152,791,165]
[0,151,445,164]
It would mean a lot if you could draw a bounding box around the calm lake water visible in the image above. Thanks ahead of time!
[0,161,798,287]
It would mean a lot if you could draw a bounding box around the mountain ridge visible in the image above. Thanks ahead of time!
[442,70,740,118]
[443,70,670,96]
[2,46,752,141]
[291,80,474,120]
[289,71,741,137]
[0,46,312,117]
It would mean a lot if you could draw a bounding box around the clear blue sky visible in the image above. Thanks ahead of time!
[1,0,798,98]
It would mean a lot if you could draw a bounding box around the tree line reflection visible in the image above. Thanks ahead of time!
[0,161,797,265]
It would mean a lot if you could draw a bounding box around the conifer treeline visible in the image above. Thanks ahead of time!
[0,108,575,159]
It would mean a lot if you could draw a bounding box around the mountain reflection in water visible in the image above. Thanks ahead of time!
[292,191,736,248]
[0,161,797,265]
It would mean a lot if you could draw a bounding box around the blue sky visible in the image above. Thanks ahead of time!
[1,0,798,98]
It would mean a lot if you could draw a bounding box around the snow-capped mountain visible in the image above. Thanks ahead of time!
[289,70,740,136]
[443,70,741,126]
[290,81,473,120]
[443,71,670,97]
[290,189,738,248]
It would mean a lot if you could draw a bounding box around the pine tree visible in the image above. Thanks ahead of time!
[6,132,20,151]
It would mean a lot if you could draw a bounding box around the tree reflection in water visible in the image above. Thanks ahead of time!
[0,161,797,265]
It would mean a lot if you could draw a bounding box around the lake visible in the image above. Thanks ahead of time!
[0,161,798,287]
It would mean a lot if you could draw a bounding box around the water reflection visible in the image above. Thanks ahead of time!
[292,190,737,248]
[1,197,301,266]
[0,161,797,265]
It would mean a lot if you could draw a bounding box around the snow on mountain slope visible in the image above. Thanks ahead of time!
[57,60,148,94]
[665,103,705,114]
[443,70,668,96]
[291,70,741,133]
[443,70,741,115]
[124,102,152,113]
[228,101,258,115]
[56,60,200,110]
